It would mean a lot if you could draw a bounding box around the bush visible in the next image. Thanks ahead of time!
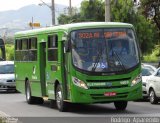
[143,45,160,62]
[5,44,14,61]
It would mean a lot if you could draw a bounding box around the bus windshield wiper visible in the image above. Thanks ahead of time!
[112,50,126,71]
[110,40,126,71]
[92,48,103,72]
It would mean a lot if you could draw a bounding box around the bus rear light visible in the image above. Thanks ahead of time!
[72,77,88,89]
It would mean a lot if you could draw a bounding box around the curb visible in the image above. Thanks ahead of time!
[0,111,19,123]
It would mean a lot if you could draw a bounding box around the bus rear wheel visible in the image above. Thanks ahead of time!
[56,84,67,112]
[25,80,44,104]
[114,101,128,110]
[25,80,35,104]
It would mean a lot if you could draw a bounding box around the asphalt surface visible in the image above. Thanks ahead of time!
[1,91,160,123]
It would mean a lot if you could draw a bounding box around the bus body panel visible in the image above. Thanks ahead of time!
[15,61,42,97]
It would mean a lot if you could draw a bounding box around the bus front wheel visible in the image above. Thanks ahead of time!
[114,101,128,110]
[56,84,67,112]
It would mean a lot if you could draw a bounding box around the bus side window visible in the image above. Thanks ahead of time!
[48,35,58,61]
[29,37,37,61]
[15,39,22,61]
[22,39,29,61]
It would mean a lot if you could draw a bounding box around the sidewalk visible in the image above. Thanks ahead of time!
[0,111,19,123]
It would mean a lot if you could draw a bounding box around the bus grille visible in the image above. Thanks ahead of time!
[89,85,128,89]
[86,77,131,82]
[86,78,130,89]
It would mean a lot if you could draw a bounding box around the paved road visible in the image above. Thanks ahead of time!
[1,91,160,123]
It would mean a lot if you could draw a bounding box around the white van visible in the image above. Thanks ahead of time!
[0,61,15,91]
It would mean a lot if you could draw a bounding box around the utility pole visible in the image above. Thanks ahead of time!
[69,0,71,15]
[51,0,55,25]
[105,0,111,22]
[39,0,55,25]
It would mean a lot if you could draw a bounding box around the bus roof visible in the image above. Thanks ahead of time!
[15,22,133,37]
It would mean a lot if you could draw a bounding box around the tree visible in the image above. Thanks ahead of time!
[58,7,80,24]
[141,0,160,30]
[58,0,105,24]
[80,0,105,21]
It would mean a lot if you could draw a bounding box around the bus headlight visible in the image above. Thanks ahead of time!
[131,74,142,86]
[72,77,88,89]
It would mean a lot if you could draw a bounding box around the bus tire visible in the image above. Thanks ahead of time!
[35,97,44,104]
[25,80,36,104]
[50,100,56,108]
[149,89,158,104]
[56,84,67,112]
[114,101,128,110]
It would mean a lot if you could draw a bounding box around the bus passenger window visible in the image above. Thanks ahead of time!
[29,38,37,61]
[22,39,29,61]
[48,35,58,61]
[15,40,22,61]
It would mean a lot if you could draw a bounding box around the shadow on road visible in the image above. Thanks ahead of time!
[39,101,136,115]
[0,92,149,115]
[0,90,19,94]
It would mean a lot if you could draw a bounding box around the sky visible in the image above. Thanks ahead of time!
[0,0,83,12]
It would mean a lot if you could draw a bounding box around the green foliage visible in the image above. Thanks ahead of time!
[143,55,158,62]
[143,45,160,62]
[58,14,72,24]
[135,15,158,53]
[58,13,83,24]
[80,0,105,21]
[141,0,160,30]
[58,0,105,24]
[111,0,134,22]
[58,7,81,24]
[0,48,1,56]
[5,44,14,60]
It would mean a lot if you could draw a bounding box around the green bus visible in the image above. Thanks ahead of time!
[14,22,142,111]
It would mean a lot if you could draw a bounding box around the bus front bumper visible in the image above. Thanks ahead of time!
[71,83,142,103]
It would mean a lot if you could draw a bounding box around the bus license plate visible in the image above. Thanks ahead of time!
[104,92,116,96]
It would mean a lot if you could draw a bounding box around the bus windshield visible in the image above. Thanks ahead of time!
[71,28,139,73]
